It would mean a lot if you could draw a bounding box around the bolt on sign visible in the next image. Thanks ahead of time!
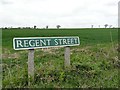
[13,37,80,50]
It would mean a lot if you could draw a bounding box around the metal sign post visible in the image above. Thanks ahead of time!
[13,36,80,86]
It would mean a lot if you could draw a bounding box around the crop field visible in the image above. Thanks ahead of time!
[1,28,119,88]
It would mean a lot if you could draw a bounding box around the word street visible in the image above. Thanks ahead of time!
[13,37,80,50]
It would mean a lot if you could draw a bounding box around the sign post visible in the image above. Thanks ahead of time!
[28,49,34,85]
[64,47,70,68]
[13,36,80,85]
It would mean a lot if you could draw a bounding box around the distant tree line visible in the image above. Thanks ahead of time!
[2,24,117,30]
[91,24,114,28]
[2,25,62,30]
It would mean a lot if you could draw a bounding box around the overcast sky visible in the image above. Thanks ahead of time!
[0,0,119,28]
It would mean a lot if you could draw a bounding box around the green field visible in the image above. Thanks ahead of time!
[2,28,118,48]
[2,28,119,88]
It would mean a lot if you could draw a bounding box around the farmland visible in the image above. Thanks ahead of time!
[1,28,119,88]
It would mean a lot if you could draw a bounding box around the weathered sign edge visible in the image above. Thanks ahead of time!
[13,36,80,39]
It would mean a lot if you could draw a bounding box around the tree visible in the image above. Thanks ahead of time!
[34,25,37,29]
[4,27,8,29]
[46,25,48,29]
[91,25,94,28]
[56,25,61,29]
[104,24,108,28]
[109,25,112,28]
[98,25,100,28]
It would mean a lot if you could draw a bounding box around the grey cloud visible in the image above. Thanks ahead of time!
[105,2,117,6]
[0,0,13,5]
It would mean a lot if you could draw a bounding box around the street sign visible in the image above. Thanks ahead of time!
[13,36,80,84]
[13,37,80,50]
